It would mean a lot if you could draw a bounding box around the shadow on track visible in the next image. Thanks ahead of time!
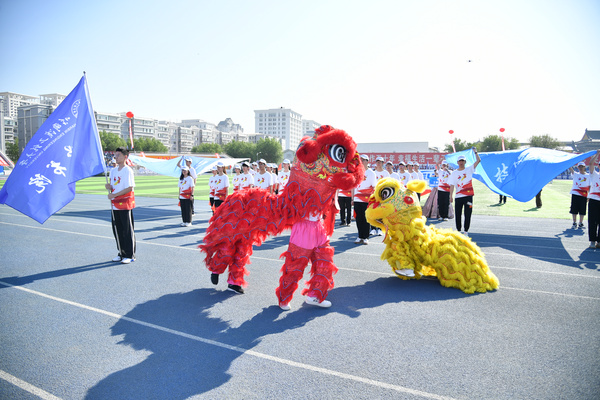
[0,262,118,287]
[85,278,469,399]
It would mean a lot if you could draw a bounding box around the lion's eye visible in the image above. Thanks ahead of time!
[404,196,414,204]
[329,144,346,164]
[380,186,395,201]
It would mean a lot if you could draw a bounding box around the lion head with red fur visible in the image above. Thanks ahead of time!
[292,125,364,191]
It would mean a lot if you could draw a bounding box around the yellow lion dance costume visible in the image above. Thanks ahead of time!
[365,178,499,294]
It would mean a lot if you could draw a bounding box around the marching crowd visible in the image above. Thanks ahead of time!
[104,148,600,264]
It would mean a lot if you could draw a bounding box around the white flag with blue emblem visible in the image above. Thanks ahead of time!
[0,75,106,223]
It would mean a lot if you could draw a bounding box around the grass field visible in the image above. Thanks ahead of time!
[1,173,574,220]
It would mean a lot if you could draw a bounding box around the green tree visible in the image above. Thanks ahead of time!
[191,143,223,154]
[223,140,256,159]
[133,137,168,153]
[479,135,520,152]
[255,138,283,163]
[444,138,476,153]
[529,134,560,149]
[6,138,20,163]
[99,131,127,151]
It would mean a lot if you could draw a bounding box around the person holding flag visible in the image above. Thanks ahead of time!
[448,149,481,236]
[105,147,136,263]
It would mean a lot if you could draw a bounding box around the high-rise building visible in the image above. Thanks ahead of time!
[17,104,53,152]
[0,92,40,118]
[254,107,302,151]
[302,119,321,137]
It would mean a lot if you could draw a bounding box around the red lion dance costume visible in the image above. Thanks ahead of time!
[200,125,364,309]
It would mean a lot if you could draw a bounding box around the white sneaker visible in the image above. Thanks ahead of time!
[121,258,133,264]
[180,222,187,227]
[590,242,596,249]
[112,255,122,262]
[279,303,291,311]
[395,268,415,277]
[305,296,332,308]
[370,229,377,236]
[186,222,192,226]
[362,239,369,245]
[376,229,382,236]
[354,238,362,244]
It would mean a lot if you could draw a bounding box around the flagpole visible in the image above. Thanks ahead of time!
[83,72,113,217]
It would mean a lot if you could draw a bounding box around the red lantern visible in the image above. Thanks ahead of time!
[449,130,454,134]
[499,128,505,132]
[126,111,134,118]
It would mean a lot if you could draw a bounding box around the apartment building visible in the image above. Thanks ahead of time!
[254,107,302,151]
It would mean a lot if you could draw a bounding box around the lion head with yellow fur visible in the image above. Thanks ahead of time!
[366,178,427,233]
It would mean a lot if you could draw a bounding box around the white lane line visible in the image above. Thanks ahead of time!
[0,281,456,400]
[501,286,600,301]
[0,369,63,400]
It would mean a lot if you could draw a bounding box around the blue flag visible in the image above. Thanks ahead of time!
[0,75,106,223]
[445,148,595,202]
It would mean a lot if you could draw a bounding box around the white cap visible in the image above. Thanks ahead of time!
[282,159,290,164]
[407,161,414,165]
[441,160,449,165]
[258,158,266,164]
[211,165,218,171]
[398,161,406,165]
[234,164,241,169]
[577,162,586,167]
[360,154,369,160]
[457,155,466,161]
[181,165,189,171]
[216,161,224,167]
[376,156,384,162]
[385,160,393,166]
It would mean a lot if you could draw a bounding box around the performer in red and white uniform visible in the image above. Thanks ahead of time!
[587,150,600,248]
[448,150,481,236]
[231,165,241,191]
[238,162,254,190]
[437,160,452,221]
[105,147,136,264]
[570,161,590,229]
[213,162,230,208]
[179,166,195,226]
[278,159,291,192]
[353,154,377,244]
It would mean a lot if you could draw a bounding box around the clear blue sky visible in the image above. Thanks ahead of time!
[1,0,599,150]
